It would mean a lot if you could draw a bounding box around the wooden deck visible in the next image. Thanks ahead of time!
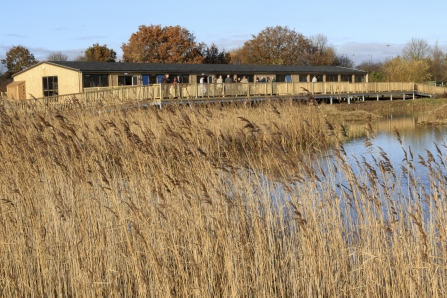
[3,82,446,112]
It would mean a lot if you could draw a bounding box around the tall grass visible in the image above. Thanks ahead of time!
[0,99,446,297]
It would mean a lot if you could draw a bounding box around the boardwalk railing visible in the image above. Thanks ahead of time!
[2,81,444,112]
[414,83,447,95]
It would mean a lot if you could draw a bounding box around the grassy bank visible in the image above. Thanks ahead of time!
[0,99,446,296]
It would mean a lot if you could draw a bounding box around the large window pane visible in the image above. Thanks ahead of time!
[118,76,133,86]
[83,74,109,88]
[43,76,58,97]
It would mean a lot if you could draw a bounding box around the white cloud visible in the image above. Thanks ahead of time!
[337,42,405,65]
[338,41,447,65]
[200,33,251,51]
[6,34,26,38]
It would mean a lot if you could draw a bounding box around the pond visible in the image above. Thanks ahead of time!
[342,112,447,190]
[306,111,447,225]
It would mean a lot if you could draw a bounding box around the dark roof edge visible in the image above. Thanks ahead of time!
[15,61,368,75]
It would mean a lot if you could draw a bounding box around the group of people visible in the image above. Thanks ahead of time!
[200,75,253,97]
[200,74,237,97]
[162,73,284,98]
[255,77,275,83]
[162,74,184,98]
[198,74,283,97]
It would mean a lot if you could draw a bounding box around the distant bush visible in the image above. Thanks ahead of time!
[433,92,447,99]
[0,73,12,92]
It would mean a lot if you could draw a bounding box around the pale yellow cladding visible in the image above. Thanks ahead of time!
[13,62,82,99]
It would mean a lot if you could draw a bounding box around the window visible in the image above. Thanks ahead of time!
[341,75,352,82]
[142,74,163,85]
[276,75,291,83]
[177,74,189,84]
[83,74,109,88]
[118,76,137,86]
[245,75,254,83]
[326,75,338,82]
[43,76,58,96]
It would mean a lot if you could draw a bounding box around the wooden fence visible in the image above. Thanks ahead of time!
[2,82,444,112]
[414,84,447,95]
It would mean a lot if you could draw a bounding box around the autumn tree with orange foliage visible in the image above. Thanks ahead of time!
[239,26,315,65]
[121,25,204,64]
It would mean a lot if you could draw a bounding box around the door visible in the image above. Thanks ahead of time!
[142,75,150,85]
[157,75,165,84]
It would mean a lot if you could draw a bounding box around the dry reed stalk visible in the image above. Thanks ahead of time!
[0,100,446,296]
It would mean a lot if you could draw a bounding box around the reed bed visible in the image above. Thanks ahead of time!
[0,99,446,297]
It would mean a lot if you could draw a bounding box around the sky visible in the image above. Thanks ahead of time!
[1,0,447,68]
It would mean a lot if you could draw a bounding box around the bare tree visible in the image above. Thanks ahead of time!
[47,51,68,61]
[402,38,431,61]
[203,44,231,64]
[74,55,88,62]
[428,40,446,82]
[310,34,329,53]
[309,34,340,66]
[334,54,355,68]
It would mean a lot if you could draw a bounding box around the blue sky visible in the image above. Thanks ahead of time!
[1,0,446,68]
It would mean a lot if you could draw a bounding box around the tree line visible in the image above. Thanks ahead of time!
[356,38,447,84]
[1,25,447,91]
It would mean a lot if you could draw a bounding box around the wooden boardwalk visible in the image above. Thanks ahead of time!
[2,82,446,112]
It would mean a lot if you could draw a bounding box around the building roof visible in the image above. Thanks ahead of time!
[7,81,25,87]
[13,61,367,77]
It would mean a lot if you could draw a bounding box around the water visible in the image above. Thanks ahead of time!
[310,113,447,226]
[342,113,447,190]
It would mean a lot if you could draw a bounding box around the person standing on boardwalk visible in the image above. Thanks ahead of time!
[216,75,223,97]
[212,75,217,96]
[172,76,178,98]
[200,76,207,98]
[311,75,317,94]
[241,76,248,95]
[176,75,182,98]
[162,74,170,98]
[224,74,233,96]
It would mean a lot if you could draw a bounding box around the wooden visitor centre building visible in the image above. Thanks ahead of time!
[8,61,368,100]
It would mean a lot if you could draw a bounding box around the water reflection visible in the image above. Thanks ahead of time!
[320,113,447,219]
[343,113,447,180]
[292,113,445,227]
